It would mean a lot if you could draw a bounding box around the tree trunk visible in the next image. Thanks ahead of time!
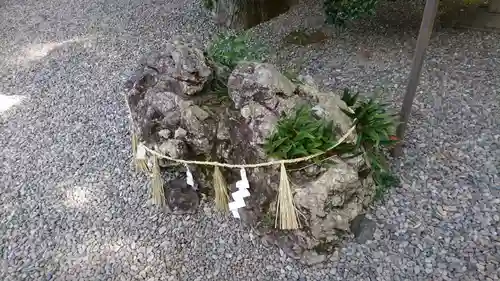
[489,0,500,13]
[211,0,293,30]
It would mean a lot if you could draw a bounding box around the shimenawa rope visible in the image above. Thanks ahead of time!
[124,93,357,229]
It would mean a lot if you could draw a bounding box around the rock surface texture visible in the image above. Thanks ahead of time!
[125,40,375,262]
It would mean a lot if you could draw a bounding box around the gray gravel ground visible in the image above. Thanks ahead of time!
[1,0,499,280]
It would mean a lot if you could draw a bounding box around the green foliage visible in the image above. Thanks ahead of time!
[205,32,266,99]
[324,0,379,26]
[283,68,302,84]
[260,211,276,228]
[341,90,398,151]
[264,105,337,161]
[341,88,359,107]
[203,64,231,100]
[340,89,399,200]
[206,32,265,70]
[373,171,400,200]
[203,0,214,10]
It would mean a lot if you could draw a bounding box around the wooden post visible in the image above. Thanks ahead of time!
[392,0,439,157]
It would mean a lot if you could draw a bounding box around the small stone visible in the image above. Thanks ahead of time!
[174,128,187,139]
[304,165,321,177]
[414,266,421,274]
[158,226,167,235]
[297,74,316,87]
[158,129,171,139]
[165,179,199,214]
[159,139,186,158]
[350,214,377,244]
[187,105,210,121]
[216,119,230,140]
[330,195,344,207]
[301,250,326,265]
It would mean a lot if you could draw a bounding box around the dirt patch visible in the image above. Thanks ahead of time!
[283,29,329,46]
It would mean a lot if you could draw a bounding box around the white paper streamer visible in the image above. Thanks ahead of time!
[228,168,250,218]
[136,144,146,160]
[185,164,195,189]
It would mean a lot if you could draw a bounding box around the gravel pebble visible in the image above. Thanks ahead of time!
[1,0,499,280]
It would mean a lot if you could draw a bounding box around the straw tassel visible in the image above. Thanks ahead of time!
[275,163,300,230]
[131,133,138,158]
[213,166,229,211]
[132,134,149,173]
[151,155,165,207]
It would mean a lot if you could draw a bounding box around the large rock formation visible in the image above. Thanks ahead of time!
[125,39,376,264]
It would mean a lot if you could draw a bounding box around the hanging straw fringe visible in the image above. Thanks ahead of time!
[275,163,300,230]
[151,155,165,207]
[132,133,149,173]
[124,93,148,173]
[131,133,138,160]
[213,166,229,211]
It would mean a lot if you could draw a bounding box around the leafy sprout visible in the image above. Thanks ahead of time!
[203,0,215,10]
[340,88,399,200]
[205,32,266,99]
[373,171,400,200]
[206,32,265,70]
[264,105,337,161]
[324,0,379,26]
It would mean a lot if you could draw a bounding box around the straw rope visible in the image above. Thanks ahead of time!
[124,93,357,168]
[139,123,356,168]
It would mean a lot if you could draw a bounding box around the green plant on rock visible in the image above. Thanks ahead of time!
[264,105,337,161]
[283,68,302,84]
[259,211,276,229]
[340,88,399,199]
[324,0,379,26]
[205,32,266,99]
[203,0,215,10]
[341,89,397,151]
[206,32,265,70]
[203,66,231,101]
[373,171,400,200]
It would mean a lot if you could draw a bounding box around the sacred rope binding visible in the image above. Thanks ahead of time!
[126,94,356,230]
